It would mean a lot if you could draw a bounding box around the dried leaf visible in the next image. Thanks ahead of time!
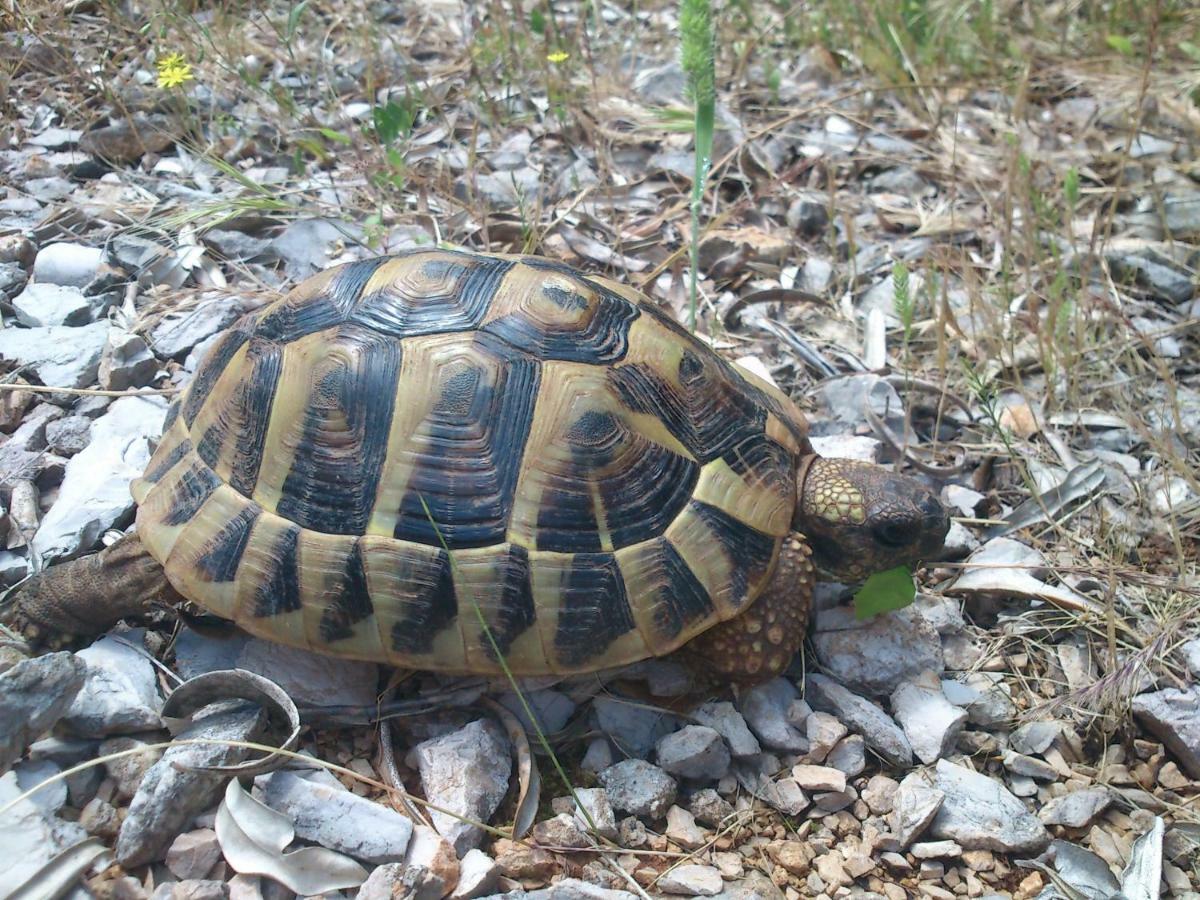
[1120,816,1164,900]
[1047,839,1121,898]
[215,779,368,895]
[481,697,539,839]
[161,669,301,776]
[8,838,110,900]
[948,538,1103,615]
[986,460,1108,539]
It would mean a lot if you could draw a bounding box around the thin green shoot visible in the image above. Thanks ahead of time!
[680,0,715,332]
[416,496,599,836]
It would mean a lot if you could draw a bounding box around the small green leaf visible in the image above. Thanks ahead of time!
[372,99,415,145]
[286,0,312,41]
[529,6,546,34]
[1063,166,1079,209]
[1106,34,1134,56]
[853,565,917,619]
[318,127,352,145]
[1181,41,1200,64]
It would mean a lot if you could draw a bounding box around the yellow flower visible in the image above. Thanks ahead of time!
[546,50,569,64]
[156,52,194,89]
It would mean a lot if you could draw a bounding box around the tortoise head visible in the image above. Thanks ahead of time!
[795,456,949,580]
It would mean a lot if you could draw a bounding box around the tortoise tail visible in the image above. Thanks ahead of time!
[2,533,179,646]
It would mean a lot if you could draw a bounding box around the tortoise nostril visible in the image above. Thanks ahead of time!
[920,494,947,521]
[873,521,914,549]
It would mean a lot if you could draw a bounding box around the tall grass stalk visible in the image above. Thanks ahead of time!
[680,0,715,332]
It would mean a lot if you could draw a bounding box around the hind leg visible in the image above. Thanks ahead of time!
[2,533,179,646]
[679,535,815,684]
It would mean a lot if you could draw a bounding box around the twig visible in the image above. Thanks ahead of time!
[0,384,179,398]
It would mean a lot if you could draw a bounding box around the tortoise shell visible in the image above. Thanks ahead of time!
[130,250,813,675]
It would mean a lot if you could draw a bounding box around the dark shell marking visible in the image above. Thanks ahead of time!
[132,250,806,674]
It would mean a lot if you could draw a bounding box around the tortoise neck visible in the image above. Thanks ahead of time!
[793,453,818,528]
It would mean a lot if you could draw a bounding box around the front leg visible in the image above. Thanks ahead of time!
[679,534,814,684]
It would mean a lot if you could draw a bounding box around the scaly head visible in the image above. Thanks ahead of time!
[795,456,949,580]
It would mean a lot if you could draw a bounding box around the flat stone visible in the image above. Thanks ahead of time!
[741,677,807,752]
[451,848,500,899]
[632,659,694,697]
[1180,638,1200,679]
[665,805,707,849]
[658,864,723,896]
[580,737,612,774]
[32,242,103,287]
[1131,686,1200,778]
[891,676,967,764]
[943,674,1016,728]
[1002,751,1059,781]
[166,828,222,880]
[656,725,731,781]
[27,128,82,150]
[116,704,267,867]
[496,878,640,900]
[32,396,168,561]
[597,759,676,820]
[45,415,92,455]
[0,262,27,300]
[0,321,109,390]
[530,812,589,849]
[791,764,846,793]
[1009,720,1062,756]
[825,734,866,777]
[152,881,229,900]
[1107,245,1196,304]
[805,711,847,763]
[269,218,359,280]
[62,633,162,737]
[811,605,943,697]
[1038,788,1112,828]
[863,774,899,815]
[414,719,510,855]
[689,788,734,827]
[237,638,377,724]
[497,689,576,736]
[12,282,95,326]
[594,695,677,758]
[708,871,785,900]
[911,840,962,859]
[930,760,1050,853]
[0,651,85,772]
[890,778,944,849]
[13,758,67,812]
[100,329,159,391]
[184,332,223,374]
[0,770,89,893]
[0,550,28,587]
[257,769,413,863]
[356,862,440,900]
[404,824,460,899]
[563,787,617,840]
[101,735,161,799]
[691,701,761,758]
[150,299,243,359]
[805,674,913,767]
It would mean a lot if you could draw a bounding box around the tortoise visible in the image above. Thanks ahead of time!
[7,249,949,683]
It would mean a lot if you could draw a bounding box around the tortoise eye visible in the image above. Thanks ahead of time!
[872,521,913,549]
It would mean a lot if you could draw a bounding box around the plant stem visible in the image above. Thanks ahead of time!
[689,100,713,332]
